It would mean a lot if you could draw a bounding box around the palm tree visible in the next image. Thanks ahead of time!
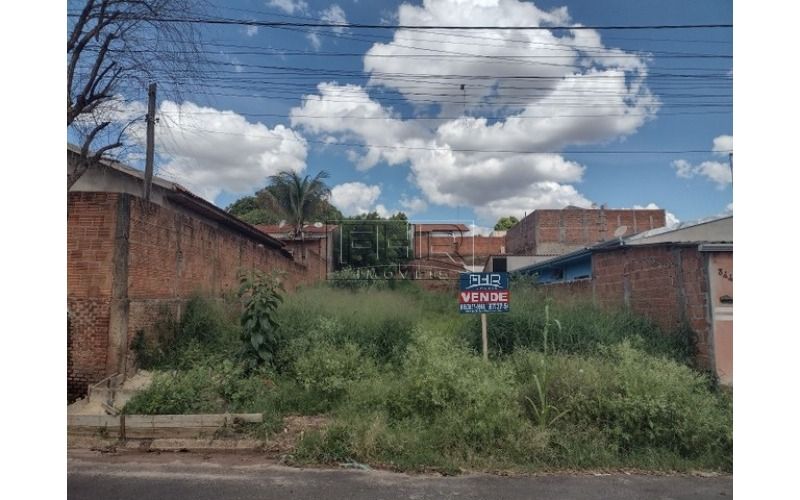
[260,170,331,237]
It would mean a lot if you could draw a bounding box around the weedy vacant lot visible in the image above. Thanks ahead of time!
[127,279,732,474]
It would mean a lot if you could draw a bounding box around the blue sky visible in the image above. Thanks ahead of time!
[73,0,732,229]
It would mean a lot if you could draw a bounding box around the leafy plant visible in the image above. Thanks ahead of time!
[238,270,285,370]
[523,300,569,427]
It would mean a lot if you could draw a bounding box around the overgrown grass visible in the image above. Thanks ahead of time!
[124,283,731,473]
[461,282,694,362]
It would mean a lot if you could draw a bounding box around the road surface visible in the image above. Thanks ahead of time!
[68,450,732,500]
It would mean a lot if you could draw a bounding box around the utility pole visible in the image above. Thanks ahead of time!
[143,82,157,201]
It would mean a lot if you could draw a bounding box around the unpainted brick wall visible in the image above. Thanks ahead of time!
[418,235,505,265]
[543,245,713,370]
[506,208,667,256]
[123,197,317,372]
[67,192,118,402]
[67,192,319,401]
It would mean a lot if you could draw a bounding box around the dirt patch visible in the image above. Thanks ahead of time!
[265,415,329,454]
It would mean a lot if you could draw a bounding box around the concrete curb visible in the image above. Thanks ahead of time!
[68,435,267,452]
[68,413,264,440]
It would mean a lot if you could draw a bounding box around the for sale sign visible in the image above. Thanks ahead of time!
[459,272,510,313]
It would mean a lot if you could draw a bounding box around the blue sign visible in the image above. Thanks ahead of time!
[459,272,509,291]
[459,272,510,314]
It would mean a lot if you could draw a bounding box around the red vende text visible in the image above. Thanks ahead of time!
[459,291,510,304]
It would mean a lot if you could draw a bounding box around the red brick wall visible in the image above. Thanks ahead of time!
[123,198,317,372]
[506,208,666,255]
[281,238,329,281]
[68,192,319,400]
[539,245,714,370]
[67,192,118,402]
[417,235,505,263]
[506,213,538,255]
[594,245,710,368]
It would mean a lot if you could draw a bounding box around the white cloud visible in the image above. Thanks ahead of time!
[320,4,347,29]
[671,159,732,188]
[475,183,592,221]
[364,0,654,117]
[306,32,322,50]
[672,135,733,189]
[245,25,259,37]
[307,4,348,49]
[373,204,393,218]
[695,161,733,187]
[672,159,694,179]
[399,196,428,215]
[291,82,593,222]
[126,101,307,202]
[330,182,382,215]
[266,0,308,15]
[291,0,659,224]
[633,203,680,228]
[712,135,733,156]
[725,202,733,214]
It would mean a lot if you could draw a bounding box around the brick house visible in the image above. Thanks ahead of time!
[505,206,667,256]
[67,145,319,402]
[513,215,733,385]
[413,223,506,271]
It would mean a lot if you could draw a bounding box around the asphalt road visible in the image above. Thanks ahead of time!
[68,450,732,500]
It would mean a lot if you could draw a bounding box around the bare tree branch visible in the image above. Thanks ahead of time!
[67,0,208,189]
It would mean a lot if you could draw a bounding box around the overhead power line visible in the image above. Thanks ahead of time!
[203,2,733,44]
[68,13,732,31]
[158,118,730,156]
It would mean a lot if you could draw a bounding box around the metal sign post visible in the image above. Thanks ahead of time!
[459,272,510,361]
[481,313,488,362]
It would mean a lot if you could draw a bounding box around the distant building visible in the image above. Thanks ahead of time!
[412,223,505,270]
[505,206,667,256]
[256,222,336,280]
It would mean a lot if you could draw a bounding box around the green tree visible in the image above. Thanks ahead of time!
[226,196,279,225]
[333,211,411,271]
[225,171,342,229]
[494,216,519,231]
[260,170,332,236]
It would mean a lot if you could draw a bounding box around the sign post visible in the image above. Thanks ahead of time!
[481,313,488,362]
[459,272,510,361]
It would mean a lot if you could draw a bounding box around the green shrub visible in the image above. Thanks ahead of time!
[275,288,417,367]
[124,367,222,414]
[131,296,239,370]
[327,268,388,291]
[511,342,732,467]
[179,296,235,347]
[238,270,285,370]
[125,286,731,472]
[294,340,376,404]
[463,287,691,362]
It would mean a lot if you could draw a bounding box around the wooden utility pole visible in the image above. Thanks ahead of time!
[481,313,488,362]
[143,82,157,201]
